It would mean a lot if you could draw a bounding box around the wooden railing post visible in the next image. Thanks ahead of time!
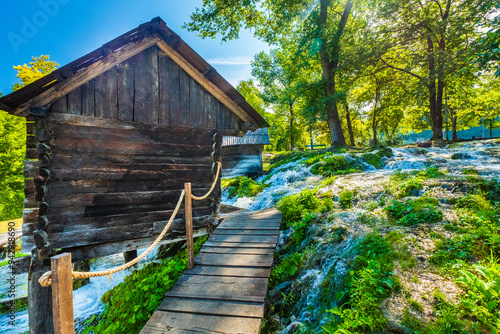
[184,183,194,270]
[51,253,75,334]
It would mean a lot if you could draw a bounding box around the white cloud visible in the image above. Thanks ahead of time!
[206,56,253,65]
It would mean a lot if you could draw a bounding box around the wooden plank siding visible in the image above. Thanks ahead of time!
[21,45,239,256]
[21,113,221,254]
[45,45,236,131]
[222,144,264,178]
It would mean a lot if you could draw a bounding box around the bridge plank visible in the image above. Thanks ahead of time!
[157,297,264,318]
[140,208,281,334]
[201,247,275,255]
[141,311,262,333]
[208,234,279,244]
[184,265,271,278]
[195,253,274,267]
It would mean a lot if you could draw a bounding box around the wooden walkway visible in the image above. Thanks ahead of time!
[140,208,282,334]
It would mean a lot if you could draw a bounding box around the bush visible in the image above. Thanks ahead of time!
[311,155,348,176]
[378,147,393,158]
[339,189,356,209]
[269,252,303,289]
[277,189,332,228]
[385,198,442,226]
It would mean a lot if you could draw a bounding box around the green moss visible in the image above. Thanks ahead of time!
[402,308,425,331]
[462,167,479,175]
[451,153,472,160]
[362,152,383,169]
[221,176,268,199]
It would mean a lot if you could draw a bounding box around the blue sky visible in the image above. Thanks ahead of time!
[0,0,270,94]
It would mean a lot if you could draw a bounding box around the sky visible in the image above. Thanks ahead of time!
[0,0,270,95]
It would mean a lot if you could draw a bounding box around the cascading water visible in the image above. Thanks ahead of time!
[1,139,499,333]
[221,139,500,332]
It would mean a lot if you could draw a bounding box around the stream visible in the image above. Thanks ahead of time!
[0,139,498,334]
[221,139,500,332]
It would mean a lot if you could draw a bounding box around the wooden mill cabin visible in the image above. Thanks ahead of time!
[0,17,267,332]
[222,128,270,178]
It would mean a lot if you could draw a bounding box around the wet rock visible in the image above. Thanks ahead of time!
[418,141,432,148]
[451,152,472,160]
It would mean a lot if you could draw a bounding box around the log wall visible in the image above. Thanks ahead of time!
[22,45,228,259]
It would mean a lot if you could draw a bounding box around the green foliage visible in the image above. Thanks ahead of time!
[311,155,360,176]
[0,111,26,221]
[385,198,443,226]
[277,189,332,228]
[221,176,267,198]
[462,167,479,175]
[12,55,59,91]
[432,194,500,266]
[323,233,397,333]
[83,237,207,334]
[362,153,383,169]
[451,153,473,160]
[321,175,338,187]
[339,189,356,209]
[456,258,500,332]
[377,147,393,158]
[270,251,303,289]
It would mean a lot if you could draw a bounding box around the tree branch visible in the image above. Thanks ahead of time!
[380,58,423,80]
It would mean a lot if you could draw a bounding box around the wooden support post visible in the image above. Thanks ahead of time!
[123,250,138,263]
[184,183,194,270]
[51,253,75,334]
[28,266,54,334]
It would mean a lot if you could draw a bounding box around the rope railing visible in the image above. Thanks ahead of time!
[38,161,221,288]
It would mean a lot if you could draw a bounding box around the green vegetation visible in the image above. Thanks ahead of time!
[221,176,268,198]
[362,153,383,169]
[276,189,333,228]
[385,197,443,226]
[338,189,356,209]
[83,237,207,334]
[451,153,473,160]
[323,233,397,333]
[462,167,479,175]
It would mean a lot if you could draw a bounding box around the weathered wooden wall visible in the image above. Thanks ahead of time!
[46,45,240,130]
[222,145,263,178]
[22,45,228,260]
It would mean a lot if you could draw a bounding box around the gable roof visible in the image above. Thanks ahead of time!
[223,128,271,146]
[0,17,268,129]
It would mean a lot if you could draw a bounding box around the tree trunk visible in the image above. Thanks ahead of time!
[310,128,314,149]
[427,37,444,141]
[452,114,458,140]
[345,103,355,146]
[319,0,353,148]
[490,120,493,138]
[289,103,294,150]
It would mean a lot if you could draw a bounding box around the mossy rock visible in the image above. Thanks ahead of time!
[378,147,393,158]
[362,153,384,169]
[451,152,472,160]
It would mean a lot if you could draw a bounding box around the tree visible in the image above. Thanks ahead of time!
[374,0,491,140]
[251,45,305,150]
[474,4,500,75]
[185,0,357,147]
[0,55,58,220]
[12,55,59,91]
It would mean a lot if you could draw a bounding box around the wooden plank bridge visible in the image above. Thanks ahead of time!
[140,208,282,334]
